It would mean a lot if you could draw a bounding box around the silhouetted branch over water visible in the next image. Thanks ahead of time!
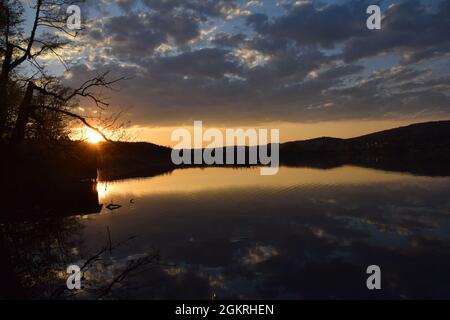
[50,232,161,300]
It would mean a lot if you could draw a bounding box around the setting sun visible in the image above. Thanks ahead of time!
[83,127,105,144]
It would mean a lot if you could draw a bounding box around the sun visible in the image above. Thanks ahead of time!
[84,127,105,144]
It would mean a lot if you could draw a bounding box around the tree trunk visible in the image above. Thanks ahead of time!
[0,44,13,139]
[10,82,34,147]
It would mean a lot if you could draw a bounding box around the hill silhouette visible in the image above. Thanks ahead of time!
[100,120,450,177]
[282,120,450,153]
[280,120,450,175]
[3,120,450,183]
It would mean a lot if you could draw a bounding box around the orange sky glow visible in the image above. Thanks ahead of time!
[71,117,448,147]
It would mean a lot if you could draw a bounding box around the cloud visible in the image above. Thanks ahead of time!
[61,0,450,127]
[212,32,248,48]
[341,0,450,63]
[141,0,241,20]
[151,48,242,79]
[85,10,201,62]
[247,0,372,48]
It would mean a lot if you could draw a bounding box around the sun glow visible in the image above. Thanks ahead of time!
[82,127,105,144]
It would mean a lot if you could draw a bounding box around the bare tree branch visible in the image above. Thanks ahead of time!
[10,0,43,70]
[37,105,111,142]
[34,72,127,109]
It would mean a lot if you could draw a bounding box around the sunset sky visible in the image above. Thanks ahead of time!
[25,0,450,146]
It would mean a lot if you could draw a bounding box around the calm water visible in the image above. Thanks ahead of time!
[6,166,450,299]
[64,166,450,299]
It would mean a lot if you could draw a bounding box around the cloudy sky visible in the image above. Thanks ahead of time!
[38,0,450,145]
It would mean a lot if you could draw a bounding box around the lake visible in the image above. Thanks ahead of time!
[66,166,450,299]
[4,166,450,299]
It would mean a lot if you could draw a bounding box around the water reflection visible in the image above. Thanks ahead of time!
[3,166,450,299]
[1,180,102,222]
[86,166,450,299]
[97,166,431,199]
[0,180,99,299]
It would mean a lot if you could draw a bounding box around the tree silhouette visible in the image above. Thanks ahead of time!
[0,0,125,147]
